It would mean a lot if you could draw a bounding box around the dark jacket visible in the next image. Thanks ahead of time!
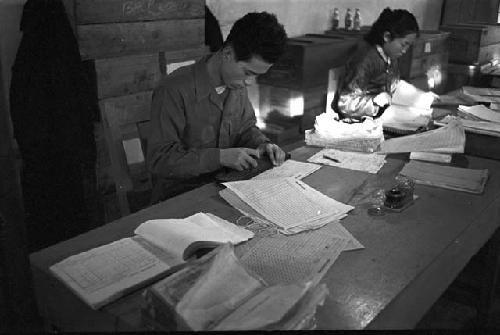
[334,40,400,120]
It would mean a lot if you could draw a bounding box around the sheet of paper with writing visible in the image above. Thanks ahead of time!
[252,159,320,180]
[379,120,465,154]
[307,148,386,174]
[458,104,500,124]
[400,160,489,194]
[49,237,171,309]
[222,178,353,233]
[239,224,359,286]
[436,115,500,137]
[392,80,436,109]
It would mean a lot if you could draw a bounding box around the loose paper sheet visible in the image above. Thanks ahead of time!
[462,86,500,96]
[252,159,320,180]
[458,104,500,124]
[436,115,500,137]
[392,80,436,109]
[307,149,386,174]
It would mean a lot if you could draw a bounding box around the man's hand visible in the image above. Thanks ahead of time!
[258,143,286,166]
[220,148,259,171]
[373,92,391,107]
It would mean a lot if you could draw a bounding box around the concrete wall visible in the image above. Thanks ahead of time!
[208,0,444,39]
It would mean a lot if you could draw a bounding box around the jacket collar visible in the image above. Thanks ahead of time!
[193,54,219,103]
[375,44,391,66]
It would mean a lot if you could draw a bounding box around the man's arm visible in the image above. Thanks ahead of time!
[147,84,221,179]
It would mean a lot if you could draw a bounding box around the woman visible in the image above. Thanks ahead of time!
[333,8,420,120]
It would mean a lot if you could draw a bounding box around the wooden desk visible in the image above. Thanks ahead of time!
[30,147,500,331]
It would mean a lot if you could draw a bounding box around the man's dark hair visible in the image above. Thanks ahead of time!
[364,8,420,46]
[223,12,287,63]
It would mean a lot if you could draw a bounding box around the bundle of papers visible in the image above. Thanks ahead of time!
[143,244,329,331]
[305,110,384,153]
[379,80,435,133]
[400,160,489,194]
[307,148,386,174]
[379,119,465,155]
[220,177,354,235]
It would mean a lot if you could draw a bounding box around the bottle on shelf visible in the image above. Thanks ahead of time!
[353,8,362,31]
[345,8,353,31]
[330,7,339,30]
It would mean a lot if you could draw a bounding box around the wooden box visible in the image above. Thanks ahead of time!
[93,47,207,99]
[257,35,357,89]
[444,62,489,92]
[440,23,500,64]
[441,0,500,25]
[399,30,450,80]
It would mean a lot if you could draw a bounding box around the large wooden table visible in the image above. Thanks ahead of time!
[30,146,500,331]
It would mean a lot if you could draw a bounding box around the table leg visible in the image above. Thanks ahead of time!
[476,227,500,330]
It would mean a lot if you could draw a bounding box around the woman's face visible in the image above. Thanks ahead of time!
[383,32,417,59]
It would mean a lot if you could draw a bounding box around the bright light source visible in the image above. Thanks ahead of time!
[289,96,304,117]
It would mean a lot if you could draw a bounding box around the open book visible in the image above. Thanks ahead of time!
[49,213,253,309]
[379,80,436,134]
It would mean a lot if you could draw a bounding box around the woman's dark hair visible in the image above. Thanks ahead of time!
[223,12,287,63]
[364,8,420,46]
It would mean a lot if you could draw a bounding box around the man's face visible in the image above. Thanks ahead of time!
[221,47,273,89]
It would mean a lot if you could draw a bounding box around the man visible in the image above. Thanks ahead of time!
[148,12,288,203]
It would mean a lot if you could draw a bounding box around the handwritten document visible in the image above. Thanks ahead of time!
[50,238,171,309]
[222,178,353,234]
[307,148,386,174]
[458,104,500,124]
[252,159,320,180]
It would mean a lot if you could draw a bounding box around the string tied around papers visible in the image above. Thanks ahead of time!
[236,216,280,237]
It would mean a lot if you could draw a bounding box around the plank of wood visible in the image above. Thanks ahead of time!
[94,54,161,99]
[99,91,153,126]
[74,0,204,24]
[77,19,204,59]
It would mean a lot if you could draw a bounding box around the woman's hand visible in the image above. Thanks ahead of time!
[373,92,391,107]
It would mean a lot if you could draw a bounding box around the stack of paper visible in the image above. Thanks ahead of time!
[220,178,354,235]
[379,80,435,133]
[400,160,489,194]
[143,244,329,331]
[307,148,386,174]
[305,110,384,153]
[379,120,465,159]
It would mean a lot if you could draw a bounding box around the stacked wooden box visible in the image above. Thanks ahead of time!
[440,23,500,91]
[62,0,207,220]
[257,34,356,140]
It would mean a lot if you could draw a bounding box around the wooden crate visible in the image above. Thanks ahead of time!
[93,47,207,99]
[77,19,204,59]
[444,63,487,92]
[257,35,357,89]
[94,54,161,99]
[63,0,204,28]
[399,30,450,80]
[440,23,500,64]
[441,0,500,25]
